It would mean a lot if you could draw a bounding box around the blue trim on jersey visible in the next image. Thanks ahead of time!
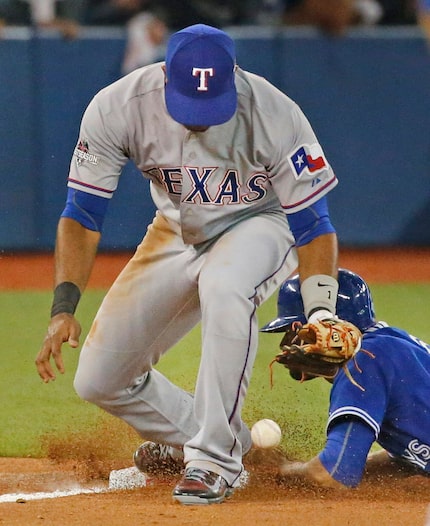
[61,188,109,232]
[282,174,337,210]
[68,177,114,196]
[327,407,380,437]
[286,196,336,247]
[319,418,375,487]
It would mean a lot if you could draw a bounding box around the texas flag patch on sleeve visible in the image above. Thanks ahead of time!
[289,143,328,179]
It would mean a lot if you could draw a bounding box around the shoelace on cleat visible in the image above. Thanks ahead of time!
[157,444,173,461]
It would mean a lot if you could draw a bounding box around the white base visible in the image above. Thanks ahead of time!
[108,466,148,490]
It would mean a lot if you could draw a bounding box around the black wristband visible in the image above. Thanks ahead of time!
[51,282,81,317]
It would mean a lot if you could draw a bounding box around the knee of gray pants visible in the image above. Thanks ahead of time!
[73,371,148,407]
[73,373,106,405]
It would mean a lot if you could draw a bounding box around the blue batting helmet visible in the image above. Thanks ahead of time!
[260,269,376,333]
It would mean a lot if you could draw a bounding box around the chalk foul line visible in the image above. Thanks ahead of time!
[0,485,108,503]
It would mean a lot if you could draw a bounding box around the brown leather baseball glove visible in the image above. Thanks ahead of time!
[271,319,363,386]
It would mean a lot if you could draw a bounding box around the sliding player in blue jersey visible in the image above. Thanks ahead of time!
[261,269,430,488]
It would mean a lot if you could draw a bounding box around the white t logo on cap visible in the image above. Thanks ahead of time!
[192,67,214,91]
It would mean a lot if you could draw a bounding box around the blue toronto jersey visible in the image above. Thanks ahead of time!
[327,323,430,472]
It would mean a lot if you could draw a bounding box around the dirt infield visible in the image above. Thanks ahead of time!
[1,249,429,525]
[1,455,429,526]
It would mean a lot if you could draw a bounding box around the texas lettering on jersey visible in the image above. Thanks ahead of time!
[147,166,269,204]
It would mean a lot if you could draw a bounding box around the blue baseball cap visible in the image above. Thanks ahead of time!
[164,24,237,127]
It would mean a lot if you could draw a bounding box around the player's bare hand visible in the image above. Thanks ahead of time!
[35,313,82,383]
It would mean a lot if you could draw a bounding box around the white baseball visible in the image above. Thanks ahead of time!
[251,419,282,449]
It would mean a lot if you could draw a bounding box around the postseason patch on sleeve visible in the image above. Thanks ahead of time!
[289,143,327,179]
[74,139,100,167]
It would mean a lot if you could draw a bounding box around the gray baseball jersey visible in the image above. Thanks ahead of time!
[71,62,338,487]
[68,63,337,245]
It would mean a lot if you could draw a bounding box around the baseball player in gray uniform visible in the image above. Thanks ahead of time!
[36,24,343,505]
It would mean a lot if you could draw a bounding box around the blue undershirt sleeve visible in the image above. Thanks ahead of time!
[61,188,109,232]
[318,418,375,487]
[286,196,336,247]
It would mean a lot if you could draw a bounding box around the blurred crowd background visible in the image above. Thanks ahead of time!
[0,1,428,251]
[0,1,429,74]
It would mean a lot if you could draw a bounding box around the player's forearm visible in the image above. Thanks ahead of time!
[54,217,101,292]
[365,449,391,471]
[365,449,422,479]
[279,456,346,489]
[296,233,339,318]
[296,232,338,281]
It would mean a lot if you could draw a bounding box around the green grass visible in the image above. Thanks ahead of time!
[1,283,429,460]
